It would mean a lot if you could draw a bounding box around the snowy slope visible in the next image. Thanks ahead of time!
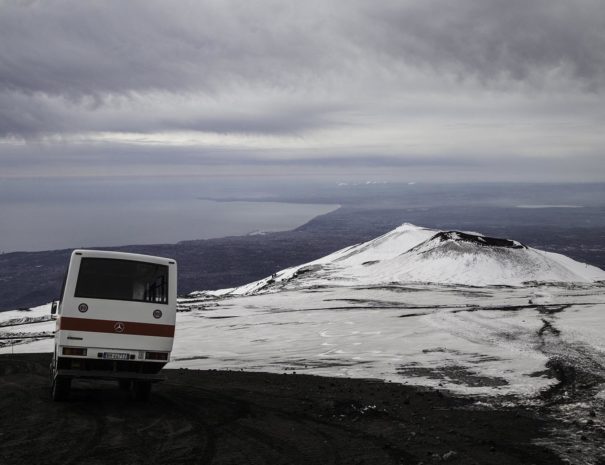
[2,224,605,403]
[191,224,605,296]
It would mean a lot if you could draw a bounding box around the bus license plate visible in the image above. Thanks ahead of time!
[102,352,130,360]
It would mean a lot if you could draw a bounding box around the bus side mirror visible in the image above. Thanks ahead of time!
[51,301,58,315]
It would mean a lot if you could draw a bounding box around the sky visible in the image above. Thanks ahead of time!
[1,0,604,182]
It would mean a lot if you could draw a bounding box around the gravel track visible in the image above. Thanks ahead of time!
[0,353,567,465]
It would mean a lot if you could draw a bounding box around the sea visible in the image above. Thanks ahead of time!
[0,176,338,252]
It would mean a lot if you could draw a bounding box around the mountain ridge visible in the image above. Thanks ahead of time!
[192,223,605,297]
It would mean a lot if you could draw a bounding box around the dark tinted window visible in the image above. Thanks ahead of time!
[75,258,168,304]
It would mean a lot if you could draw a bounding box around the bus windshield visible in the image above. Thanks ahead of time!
[74,258,168,304]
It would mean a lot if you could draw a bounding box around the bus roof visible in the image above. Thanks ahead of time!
[71,249,176,266]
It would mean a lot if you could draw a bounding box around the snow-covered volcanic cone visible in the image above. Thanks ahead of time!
[201,224,605,296]
[354,228,604,286]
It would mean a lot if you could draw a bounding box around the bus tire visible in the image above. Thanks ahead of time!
[51,376,71,401]
[49,360,55,386]
[133,381,151,401]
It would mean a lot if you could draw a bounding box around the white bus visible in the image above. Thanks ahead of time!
[50,250,177,401]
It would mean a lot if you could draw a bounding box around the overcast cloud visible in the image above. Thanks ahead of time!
[1,0,604,181]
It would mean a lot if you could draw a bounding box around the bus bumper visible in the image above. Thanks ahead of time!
[56,368,165,382]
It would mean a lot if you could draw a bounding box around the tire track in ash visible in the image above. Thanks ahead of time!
[164,380,343,465]
[136,388,340,465]
[52,386,216,465]
[0,357,104,465]
[0,353,566,465]
[158,382,305,465]
[163,380,343,465]
[0,355,201,465]
[150,393,217,465]
[57,403,106,465]
[214,410,342,465]
[163,379,398,465]
[0,354,217,465]
[534,316,605,465]
[235,399,392,465]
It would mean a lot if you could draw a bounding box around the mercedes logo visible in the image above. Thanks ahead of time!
[153,309,162,319]
[113,321,125,333]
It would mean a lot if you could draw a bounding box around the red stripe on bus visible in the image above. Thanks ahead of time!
[59,316,175,338]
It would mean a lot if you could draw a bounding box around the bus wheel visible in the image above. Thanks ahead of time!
[48,361,55,386]
[133,381,152,401]
[51,376,71,401]
[118,379,132,391]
